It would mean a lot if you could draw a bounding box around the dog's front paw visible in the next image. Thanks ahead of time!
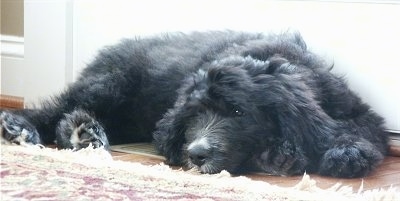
[0,111,41,145]
[56,110,109,150]
[319,138,384,178]
[257,141,308,176]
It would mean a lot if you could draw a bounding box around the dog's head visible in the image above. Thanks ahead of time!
[153,56,291,174]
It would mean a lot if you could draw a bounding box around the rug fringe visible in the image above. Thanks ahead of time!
[1,144,399,201]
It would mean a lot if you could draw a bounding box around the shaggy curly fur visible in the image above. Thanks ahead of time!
[0,31,388,178]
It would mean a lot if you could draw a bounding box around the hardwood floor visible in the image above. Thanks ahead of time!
[112,151,400,191]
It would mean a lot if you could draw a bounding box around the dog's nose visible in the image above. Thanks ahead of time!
[188,144,210,167]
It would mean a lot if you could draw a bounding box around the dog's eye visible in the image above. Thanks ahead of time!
[232,108,245,117]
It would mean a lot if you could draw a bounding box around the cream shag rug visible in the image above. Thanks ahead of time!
[1,144,398,201]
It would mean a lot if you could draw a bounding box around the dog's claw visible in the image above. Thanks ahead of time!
[56,110,109,150]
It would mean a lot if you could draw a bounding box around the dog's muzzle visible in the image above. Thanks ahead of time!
[187,138,212,168]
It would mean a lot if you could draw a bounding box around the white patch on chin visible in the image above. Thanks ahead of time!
[186,137,224,174]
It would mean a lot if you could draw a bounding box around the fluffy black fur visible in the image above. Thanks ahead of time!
[0,31,388,178]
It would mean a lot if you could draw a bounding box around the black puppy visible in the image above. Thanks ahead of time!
[0,31,388,178]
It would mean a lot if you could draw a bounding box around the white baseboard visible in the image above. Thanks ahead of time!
[387,129,400,148]
[1,35,24,58]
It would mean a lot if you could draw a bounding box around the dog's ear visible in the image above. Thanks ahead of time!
[153,108,188,165]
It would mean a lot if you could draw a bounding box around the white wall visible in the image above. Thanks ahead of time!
[74,0,400,131]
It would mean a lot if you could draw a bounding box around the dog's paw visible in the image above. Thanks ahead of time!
[0,111,41,145]
[257,141,308,176]
[319,138,384,178]
[56,110,109,150]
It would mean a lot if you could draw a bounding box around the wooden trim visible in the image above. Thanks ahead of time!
[0,95,24,109]
[389,131,400,157]
[0,35,24,58]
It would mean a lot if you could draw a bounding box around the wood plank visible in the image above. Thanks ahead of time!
[0,94,24,109]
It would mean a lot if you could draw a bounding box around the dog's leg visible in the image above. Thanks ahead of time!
[0,111,42,145]
[254,73,342,175]
[269,86,384,177]
[256,140,309,176]
[254,60,388,177]
[55,109,109,150]
[258,104,335,176]
[308,69,387,177]
[318,108,386,177]
[319,134,384,178]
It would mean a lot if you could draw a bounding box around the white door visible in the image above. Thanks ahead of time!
[1,0,73,106]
